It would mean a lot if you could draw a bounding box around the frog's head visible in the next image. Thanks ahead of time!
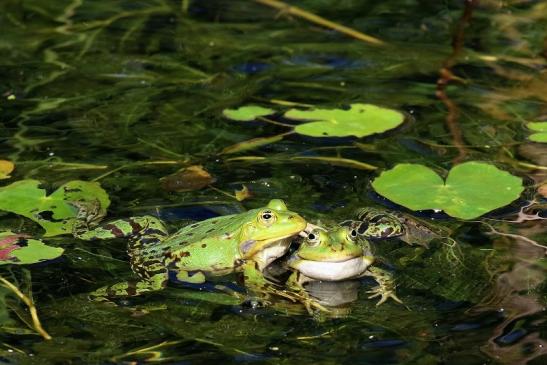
[238,199,307,263]
[288,226,374,281]
[298,227,363,262]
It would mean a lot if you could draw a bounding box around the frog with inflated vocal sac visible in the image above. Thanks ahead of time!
[287,226,402,309]
[72,199,307,300]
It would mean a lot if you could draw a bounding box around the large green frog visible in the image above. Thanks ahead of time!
[287,225,402,309]
[72,199,307,300]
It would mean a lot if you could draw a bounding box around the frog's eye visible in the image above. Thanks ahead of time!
[347,228,358,240]
[306,231,321,247]
[259,210,276,225]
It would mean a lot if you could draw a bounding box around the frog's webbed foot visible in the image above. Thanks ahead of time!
[366,285,403,306]
[364,266,403,306]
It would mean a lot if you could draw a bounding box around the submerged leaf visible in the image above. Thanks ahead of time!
[0,231,64,265]
[160,165,215,192]
[0,160,14,180]
[291,156,377,170]
[222,105,276,121]
[221,134,284,154]
[371,162,524,219]
[285,103,405,138]
[0,180,110,236]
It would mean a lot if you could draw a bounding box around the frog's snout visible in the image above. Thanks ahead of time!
[289,214,307,231]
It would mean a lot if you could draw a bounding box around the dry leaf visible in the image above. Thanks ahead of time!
[160,165,215,192]
[0,160,15,180]
[235,185,252,201]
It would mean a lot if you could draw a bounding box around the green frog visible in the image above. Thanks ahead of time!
[286,226,402,310]
[72,199,307,300]
[342,207,443,247]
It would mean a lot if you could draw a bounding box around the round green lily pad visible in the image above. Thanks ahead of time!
[284,103,405,138]
[371,162,524,220]
[222,105,276,121]
[527,122,547,143]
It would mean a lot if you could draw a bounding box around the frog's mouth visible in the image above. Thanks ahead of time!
[240,235,295,269]
[289,255,374,281]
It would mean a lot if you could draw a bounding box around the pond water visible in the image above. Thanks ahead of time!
[1,0,546,364]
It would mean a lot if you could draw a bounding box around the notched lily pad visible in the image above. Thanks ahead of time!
[0,231,64,265]
[0,180,110,236]
[284,103,405,138]
[526,122,547,143]
[371,162,524,220]
[222,105,276,121]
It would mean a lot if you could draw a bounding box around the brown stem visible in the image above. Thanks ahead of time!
[253,0,385,46]
[436,0,477,164]
[0,275,52,340]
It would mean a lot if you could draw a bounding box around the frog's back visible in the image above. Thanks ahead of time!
[140,211,253,260]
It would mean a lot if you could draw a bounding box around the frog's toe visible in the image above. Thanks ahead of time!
[366,286,403,305]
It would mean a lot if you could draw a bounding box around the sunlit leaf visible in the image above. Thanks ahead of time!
[527,122,547,142]
[160,165,215,192]
[222,105,276,121]
[0,231,64,265]
[0,160,14,180]
[371,162,524,219]
[235,185,252,201]
[0,180,110,236]
[284,103,405,137]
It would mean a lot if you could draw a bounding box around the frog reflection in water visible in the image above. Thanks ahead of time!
[72,199,307,300]
[287,226,402,310]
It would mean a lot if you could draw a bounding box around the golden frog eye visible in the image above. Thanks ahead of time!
[259,210,276,225]
[347,228,358,241]
[306,230,321,247]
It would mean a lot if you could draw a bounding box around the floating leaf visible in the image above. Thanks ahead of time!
[0,180,110,236]
[160,165,215,192]
[284,103,405,138]
[221,134,284,154]
[371,162,524,219]
[527,121,547,142]
[0,232,64,265]
[222,105,276,121]
[0,160,14,180]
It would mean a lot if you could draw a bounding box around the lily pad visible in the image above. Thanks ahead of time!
[284,103,405,138]
[371,162,524,219]
[0,180,110,236]
[222,105,276,121]
[0,231,64,265]
[527,122,547,143]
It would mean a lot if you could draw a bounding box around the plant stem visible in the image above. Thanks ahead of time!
[0,275,52,340]
[253,0,385,45]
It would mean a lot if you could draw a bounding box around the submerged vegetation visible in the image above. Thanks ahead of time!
[0,0,546,363]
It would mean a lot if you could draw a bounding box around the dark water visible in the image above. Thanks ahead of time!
[1,0,546,364]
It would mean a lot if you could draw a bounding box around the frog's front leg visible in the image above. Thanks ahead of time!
[363,266,403,305]
[285,272,329,314]
[240,261,302,305]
